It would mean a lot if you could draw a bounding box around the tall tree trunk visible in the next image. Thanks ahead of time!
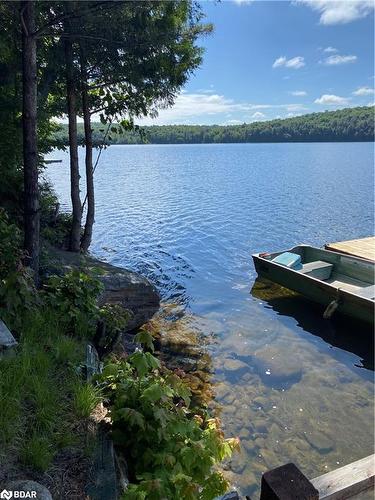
[64,35,82,252]
[21,0,39,279]
[80,48,95,253]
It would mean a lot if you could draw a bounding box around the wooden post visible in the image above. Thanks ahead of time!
[260,463,319,500]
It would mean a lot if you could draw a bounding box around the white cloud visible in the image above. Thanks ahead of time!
[314,94,350,105]
[250,112,266,121]
[135,92,309,125]
[289,90,307,96]
[298,1,374,25]
[322,54,357,65]
[353,86,374,96]
[272,56,305,69]
[273,56,287,68]
[152,93,245,120]
[224,119,243,125]
[323,46,338,53]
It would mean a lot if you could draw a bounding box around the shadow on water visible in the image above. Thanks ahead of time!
[250,277,374,372]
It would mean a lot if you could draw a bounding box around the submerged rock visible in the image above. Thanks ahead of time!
[223,358,249,374]
[252,344,302,387]
[42,246,160,331]
[303,430,334,454]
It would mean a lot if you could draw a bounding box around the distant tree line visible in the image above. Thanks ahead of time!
[53,106,375,146]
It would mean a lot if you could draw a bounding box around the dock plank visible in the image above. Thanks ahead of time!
[325,237,375,262]
[311,454,375,500]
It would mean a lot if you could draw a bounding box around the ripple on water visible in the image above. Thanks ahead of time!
[46,143,374,498]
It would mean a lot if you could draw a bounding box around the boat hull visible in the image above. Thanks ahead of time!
[252,246,374,324]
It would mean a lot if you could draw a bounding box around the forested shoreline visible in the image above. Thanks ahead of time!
[53,106,375,146]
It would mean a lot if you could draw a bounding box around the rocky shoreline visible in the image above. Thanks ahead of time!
[42,245,161,332]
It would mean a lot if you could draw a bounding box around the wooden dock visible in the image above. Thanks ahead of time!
[259,454,375,499]
[311,454,375,499]
[325,237,375,262]
[43,159,62,164]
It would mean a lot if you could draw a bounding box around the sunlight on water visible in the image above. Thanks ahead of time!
[46,143,374,498]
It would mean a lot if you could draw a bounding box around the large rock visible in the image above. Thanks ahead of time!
[97,265,160,331]
[42,246,160,331]
[0,320,17,353]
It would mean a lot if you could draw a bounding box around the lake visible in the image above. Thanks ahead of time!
[46,142,374,498]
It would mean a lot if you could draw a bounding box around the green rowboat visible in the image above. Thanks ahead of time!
[252,245,374,324]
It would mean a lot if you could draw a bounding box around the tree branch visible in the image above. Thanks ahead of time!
[33,1,119,38]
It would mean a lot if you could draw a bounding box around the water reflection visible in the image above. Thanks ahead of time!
[251,278,374,372]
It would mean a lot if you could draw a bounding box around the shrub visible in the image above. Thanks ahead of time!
[0,208,37,330]
[40,181,72,248]
[43,270,104,337]
[98,331,239,500]
[42,212,73,248]
[0,207,22,276]
[95,303,131,354]
[99,303,130,336]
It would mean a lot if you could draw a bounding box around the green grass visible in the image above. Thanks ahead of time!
[0,307,92,472]
[72,381,102,419]
[20,435,55,472]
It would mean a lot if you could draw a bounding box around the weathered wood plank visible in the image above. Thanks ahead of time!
[311,454,375,500]
[325,237,375,262]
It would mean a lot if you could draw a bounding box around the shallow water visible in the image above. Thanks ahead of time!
[46,142,374,497]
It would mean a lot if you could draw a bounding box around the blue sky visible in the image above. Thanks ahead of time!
[141,0,374,125]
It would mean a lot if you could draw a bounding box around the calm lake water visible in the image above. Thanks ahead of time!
[47,143,374,498]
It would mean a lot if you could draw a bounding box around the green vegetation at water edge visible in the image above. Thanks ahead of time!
[52,106,375,146]
[0,206,237,498]
[98,328,240,500]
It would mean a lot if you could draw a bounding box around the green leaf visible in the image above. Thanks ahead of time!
[117,408,145,430]
[153,408,169,428]
[144,352,160,370]
[134,329,154,352]
[141,382,164,403]
[128,351,149,378]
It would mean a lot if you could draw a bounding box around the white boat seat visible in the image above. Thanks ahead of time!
[355,285,375,300]
[299,260,333,280]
